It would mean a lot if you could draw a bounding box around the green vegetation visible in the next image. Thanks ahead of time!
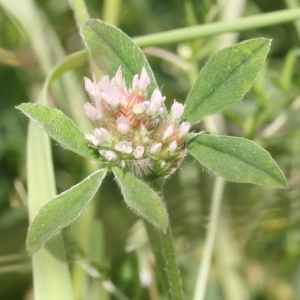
[1,1,300,299]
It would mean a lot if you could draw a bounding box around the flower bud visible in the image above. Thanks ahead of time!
[98,75,110,92]
[94,127,111,144]
[132,101,149,115]
[85,133,99,146]
[99,150,117,161]
[84,102,103,121]
[168,141,178,153]
[150,143,162,154]
[163,124,174,140]
[114,141,133,154]
[179,122,190,137]
[116,116,130,134]
[132,67,150,91]
[170,101,185,120]
[84,77,100,98]
[146,89,165,115]
[134,146,144,159]
[101,85,122,110]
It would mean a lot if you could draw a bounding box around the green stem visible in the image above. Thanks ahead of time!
[102,0,122,26]
[133,8,300,47]
[193,176,225,300]
[145,222,184,300]
[70,0,90,27]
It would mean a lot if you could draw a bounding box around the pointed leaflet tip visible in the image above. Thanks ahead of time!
[188,134,288,188]
[26,169,107,254]
[183,38,271,125]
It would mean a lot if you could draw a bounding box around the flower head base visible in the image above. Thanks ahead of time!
[84,67,191,178]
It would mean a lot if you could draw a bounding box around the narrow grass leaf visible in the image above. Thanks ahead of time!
[183,38,271,124]
[17,103,102,162]
[188,135,287,188]
[113,167,168,231]
[81,19,158,95]
[27,169,107,254]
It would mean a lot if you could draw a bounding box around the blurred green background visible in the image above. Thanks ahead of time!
[0,0,300,299]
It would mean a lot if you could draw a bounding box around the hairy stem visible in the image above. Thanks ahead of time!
[145,222,184,300]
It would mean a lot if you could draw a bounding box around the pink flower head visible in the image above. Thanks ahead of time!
[84,66,191,178]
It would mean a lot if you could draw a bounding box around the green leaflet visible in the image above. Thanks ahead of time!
[81,19,158,95]
[27,169,107,254]
[188,134,287,188]
[113,167,168,231]
[183,38,271,125]
[17,103,102,162]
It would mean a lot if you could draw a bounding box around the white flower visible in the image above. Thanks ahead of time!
[163,124,174,140]
[132,101,149,115]
[150,143,162,154]
[85,133,99,146]
[113,66,124,86]
[84,76,100,98]
[99,150,117,161]
[168,141,178,152]
[170,101,185,120]
[116,116,130,134]
[101,85,122,110]
[94,127,111,144]
[146,88,165,115]
[114,141,133,154]
[134,146,144,159]
[132,67,150,92]
[98,75,110,92]
[84,102,103,121]
[179,122,190,137]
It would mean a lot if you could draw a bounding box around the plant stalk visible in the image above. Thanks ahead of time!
[145,222,184,300]
[193,176,225,300]
[69,0,90,27]
[133,8,300,47]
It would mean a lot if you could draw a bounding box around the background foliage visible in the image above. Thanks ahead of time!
[0,0,300,299]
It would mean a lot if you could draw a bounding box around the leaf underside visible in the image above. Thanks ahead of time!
[188,134,287,188]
